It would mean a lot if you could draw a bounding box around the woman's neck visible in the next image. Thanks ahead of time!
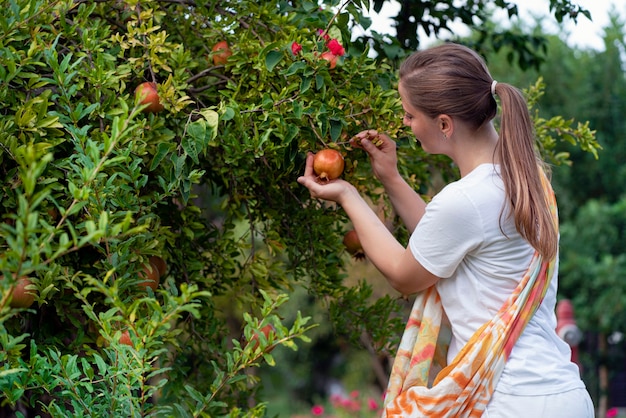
[450,123,499,177]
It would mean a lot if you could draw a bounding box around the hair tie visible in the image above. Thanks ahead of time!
[491,80,498,96]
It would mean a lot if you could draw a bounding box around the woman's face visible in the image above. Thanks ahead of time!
[398,82,445,153]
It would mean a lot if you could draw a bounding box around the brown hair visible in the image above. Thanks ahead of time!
[399,43,557,260]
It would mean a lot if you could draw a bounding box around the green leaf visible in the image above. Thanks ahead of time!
[221,107,235,121]
[283,61,306,76]
[150,142,171,171]
[184,384,206,404]
[329,118,342,141]
[300,76,312,93]
[265,50,283,72]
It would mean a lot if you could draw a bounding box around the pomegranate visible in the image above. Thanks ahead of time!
[138,261,160,291]
[135,82,164,113]
[320,51,338,69]
[249,324,276,353]
[149,255,167,277]
[5,276,37,308]
[343,229,365,260]
[212,40,232,66]
[119,330,133,347]
[313,149,344,181]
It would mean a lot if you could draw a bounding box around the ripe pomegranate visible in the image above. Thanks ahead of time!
[249,324,276,353]
[135,82,164,113]
[2,275,36,309]
[138,261,160,291]
[343,229,365,260]
[149,255,167,277]
[313,149,344,181]
[320,51,338,69]
[212,40,232,66]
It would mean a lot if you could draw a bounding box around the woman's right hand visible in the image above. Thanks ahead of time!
[350,130,400,184]
[297,152,356,205]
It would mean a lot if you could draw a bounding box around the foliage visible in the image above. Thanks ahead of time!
[559,198,626,334]
[0,0,599,415]
[366,0,590,69]
[523,78,599,166]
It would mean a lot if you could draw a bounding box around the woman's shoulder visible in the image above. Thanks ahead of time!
[429,164,507,227]
[436,164,503,202]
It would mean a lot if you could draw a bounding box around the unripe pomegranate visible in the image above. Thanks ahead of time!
[135,82,164,113]
[313,149,344,181]
[343,229,365,260]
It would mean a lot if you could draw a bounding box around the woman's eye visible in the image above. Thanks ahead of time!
[404,113,413,121]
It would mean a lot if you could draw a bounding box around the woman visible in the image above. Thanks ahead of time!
[297,43,594,417]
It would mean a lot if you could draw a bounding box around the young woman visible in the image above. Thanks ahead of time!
[297,43,594,417]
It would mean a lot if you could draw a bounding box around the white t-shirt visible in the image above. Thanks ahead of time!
[408,164,585,395]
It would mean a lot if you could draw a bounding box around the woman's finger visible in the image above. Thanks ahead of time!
[349,129,379,148]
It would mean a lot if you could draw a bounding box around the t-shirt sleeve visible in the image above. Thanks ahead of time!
[408,184,484,278]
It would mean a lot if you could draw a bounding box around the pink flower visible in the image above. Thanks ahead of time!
[350,390,360,398]
[367,397,379,411]
[347,399,361,412]
[327,39,345,56]
[291,41,302,55]
[340,397,352,407]
[311,404,324,416]
[329,393,342,406]
[607,408,620,418]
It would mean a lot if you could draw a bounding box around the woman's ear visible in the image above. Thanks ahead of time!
[438,114,454,138]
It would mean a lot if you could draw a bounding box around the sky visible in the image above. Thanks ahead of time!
[365,0,626,50]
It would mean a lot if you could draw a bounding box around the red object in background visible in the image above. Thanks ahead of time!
[556,299,583,368]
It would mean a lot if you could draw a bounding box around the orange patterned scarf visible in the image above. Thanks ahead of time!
[383,173,557,417]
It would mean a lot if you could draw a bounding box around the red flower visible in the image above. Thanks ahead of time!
[607,408,619,418]
[291,41,302,55]
[327,39,345,56]
[311,405,324,416]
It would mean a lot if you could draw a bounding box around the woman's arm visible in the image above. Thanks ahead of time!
[297,152,439,295]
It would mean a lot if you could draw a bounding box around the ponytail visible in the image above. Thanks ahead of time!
[493,82,558,261]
